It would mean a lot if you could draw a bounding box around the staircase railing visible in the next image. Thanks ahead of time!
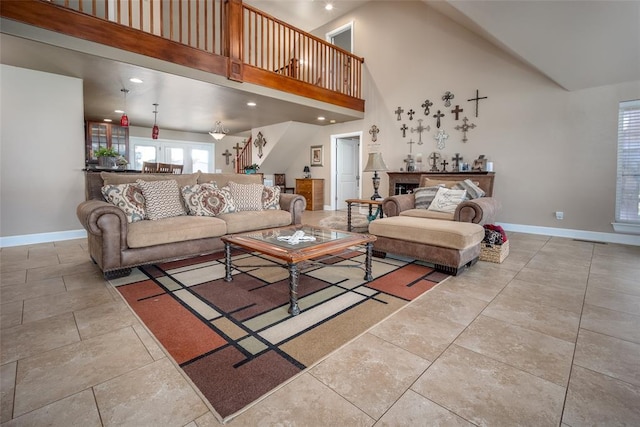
[235,136,252,173]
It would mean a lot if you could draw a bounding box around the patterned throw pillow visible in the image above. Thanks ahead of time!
[228,181,265,211]
[181,183,236,216]
[414,186,443,209]
[136,179,187,220]
[262,185,281,210]
[454,179,485,199]
[101,183,146,223]
[427,187,467,213]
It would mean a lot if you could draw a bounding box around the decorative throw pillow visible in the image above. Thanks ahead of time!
[228,181,265,211]
[181,183,236,216]
[414,186,443,209]
[101,183,146,223]
[262,185,281,210]
[136,179,187,220]
[454,179,485,200]
[427,187,467,213]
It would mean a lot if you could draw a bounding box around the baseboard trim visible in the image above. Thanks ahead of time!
[0,229,87,248]
[497,223,640,246]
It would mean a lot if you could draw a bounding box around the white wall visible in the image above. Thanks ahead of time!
[1,65,85,244]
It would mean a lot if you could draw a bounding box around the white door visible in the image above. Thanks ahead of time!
[336,137,359,209]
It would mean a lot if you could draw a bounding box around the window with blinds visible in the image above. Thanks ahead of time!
[614,99,640,231]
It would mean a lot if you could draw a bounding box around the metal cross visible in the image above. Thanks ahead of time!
[452,153,463,172]
[407,138,416,154]
[394,106,404,121]
[410,119,429,145]
[253,131,267,158]
[454,116,476,143]
[222,149,232,165]
[400,124,408,138]
[232,142,243,156]
[434,128,449,150]
[433,110,445,128]
[369,125,380,142]
[467,89,488,117]
[442,91,455,107]
[429,152,441,172]
[451,105,464,121]
[407,109,415,120]
[421,99,433,115]
[440,159,449,172]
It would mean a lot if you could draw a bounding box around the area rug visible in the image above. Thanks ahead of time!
[109,249,449,423]
[318,211,370,232]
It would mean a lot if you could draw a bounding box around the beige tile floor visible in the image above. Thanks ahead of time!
[1,209,640,426]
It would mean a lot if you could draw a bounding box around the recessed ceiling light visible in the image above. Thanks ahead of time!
[103,118,113,122]
[330,119,336,123]
[247,101,257,107]
[318,116,326,121]
[129,78,143,84]
[114,109,124,114]
[325,3,334,11]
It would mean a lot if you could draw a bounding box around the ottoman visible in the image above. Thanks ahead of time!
[368,216,484,275]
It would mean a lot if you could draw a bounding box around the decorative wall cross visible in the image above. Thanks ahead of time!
[407,139,416,154]
[434,129,449,150]
[232,142,243,156]
[400,124,408,138]
[442,91,454,107]
[451,105,464,120]
[369,125,380,142]
[454,116,476,143]
[254,131,267,158]
[407,109,415,120]
[452,153,463,172]
[429,152,441,172]
[467,89,488,117]
[440,159,449,172]
[421,99,433,115]
[222,149,232,165]
[433,110,445,128]
[394,106,404,121]
[410,119,429,145]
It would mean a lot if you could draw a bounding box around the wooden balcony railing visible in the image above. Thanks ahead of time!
[2,0,364,111]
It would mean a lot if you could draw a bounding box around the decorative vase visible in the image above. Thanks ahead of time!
[98,156,117,168]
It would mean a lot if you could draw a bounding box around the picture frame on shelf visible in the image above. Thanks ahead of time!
[310,145,323,167]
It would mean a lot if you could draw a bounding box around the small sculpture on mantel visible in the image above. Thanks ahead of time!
[472,155,487,171]
[428,152,441,172]
[452,153,463,172]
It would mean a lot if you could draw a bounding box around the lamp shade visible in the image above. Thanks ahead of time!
[209,121,228,140]
[303,166,310,173]
[363,152,389,172]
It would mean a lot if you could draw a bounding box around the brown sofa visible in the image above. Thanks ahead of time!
[77,171,306,278]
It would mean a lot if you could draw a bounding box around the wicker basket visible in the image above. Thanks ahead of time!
[479,240,510,263]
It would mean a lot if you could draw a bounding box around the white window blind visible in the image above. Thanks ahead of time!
[615,99,640,227]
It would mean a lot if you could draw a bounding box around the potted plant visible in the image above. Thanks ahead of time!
[94,147,120,168]
[244,163,260,174]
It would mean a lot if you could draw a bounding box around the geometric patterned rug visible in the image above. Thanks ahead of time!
[109,249,450,423]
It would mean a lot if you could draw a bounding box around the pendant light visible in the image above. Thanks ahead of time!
[209,121,228,140]
[152,103,159,139]
[120,88,129,127]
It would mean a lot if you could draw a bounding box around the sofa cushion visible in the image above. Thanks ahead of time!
[136,179,187,220]
[427,187,467,213]
[399,208,454,221]
[127,215,227,248]
[198,173,262,187]
[414,186,442,209]
[181,183,237,216]
[218,210,292,234]
[454,179,485,199]
[419,177,459,188]
[102,171,198,188]
[228,181,264,211]
[262,185,281,210]
[101,183,146,223]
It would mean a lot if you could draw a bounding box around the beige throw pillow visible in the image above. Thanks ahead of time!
[228,181,265,211]
[181,183,237,216]
[136,179,187,220]
[427,187,467,213]
[101,183,146,223]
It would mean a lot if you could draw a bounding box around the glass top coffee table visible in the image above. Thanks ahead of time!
[221,225,376,315]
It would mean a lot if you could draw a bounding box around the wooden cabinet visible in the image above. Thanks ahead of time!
[296,178,324,211]
[387,172,495,196]
[85,121,129,165]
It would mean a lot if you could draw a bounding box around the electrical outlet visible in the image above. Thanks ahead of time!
[555,211,564,220]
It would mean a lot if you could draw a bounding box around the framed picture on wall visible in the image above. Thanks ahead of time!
[310,145,323,167]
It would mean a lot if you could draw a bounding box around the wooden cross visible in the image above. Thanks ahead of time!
[394,106,404,121]
[440,159,449,172]
[400,124,408,138]
[434,129,449,150]
[407,109,415,120]
[429,152,441,172]
[222,149,232,165]
[254,131,267,158]
[232,142,243,156]
[410,119,429,145]
[454,116,476,143]
[467,89,488,117]
[433,110,445,128]
[452,153,463,172]
[369,125,380,142]
[442,91,454,107]
[421,99,433,115]
[406,139,416,154]
[451,105,464,120]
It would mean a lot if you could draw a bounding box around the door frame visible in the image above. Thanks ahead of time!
[330,131,362,210]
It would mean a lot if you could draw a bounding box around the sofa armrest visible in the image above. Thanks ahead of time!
[278,193,307,225]
[77,200,128,244]
[382,194,416,217]
[454,197,501,225]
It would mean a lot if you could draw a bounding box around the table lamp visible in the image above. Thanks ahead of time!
[363,152,388,200]
[303,165,311,178]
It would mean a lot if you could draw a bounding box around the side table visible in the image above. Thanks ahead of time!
[345,199,384,232]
